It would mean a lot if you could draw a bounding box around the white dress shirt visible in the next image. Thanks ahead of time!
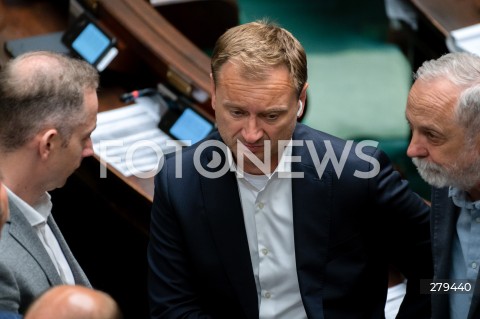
[233,141,308,319]
[6,188,75,285]
[385,280,406,319]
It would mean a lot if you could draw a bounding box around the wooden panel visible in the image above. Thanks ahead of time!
[411,0,480,35]
[0,0,68,66]
[154,0,238,49]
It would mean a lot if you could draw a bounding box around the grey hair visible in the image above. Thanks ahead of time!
[0,51,99,152]
[414,52,480,143]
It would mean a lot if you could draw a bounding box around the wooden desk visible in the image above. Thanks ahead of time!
[0,0,130,108]
[403,0,480,69]
[0,1,66,63]
[411,0,480,35]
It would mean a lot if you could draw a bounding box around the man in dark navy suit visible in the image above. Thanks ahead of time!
[148,19,432,319]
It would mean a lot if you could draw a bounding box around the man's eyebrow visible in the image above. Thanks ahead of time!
[223,101,244,108]
[261,106,288,112]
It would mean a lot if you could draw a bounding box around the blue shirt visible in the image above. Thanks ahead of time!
[0,311,22,319]
[449,187,480,319]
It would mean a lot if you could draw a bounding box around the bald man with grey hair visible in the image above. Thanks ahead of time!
[0,51,99,314]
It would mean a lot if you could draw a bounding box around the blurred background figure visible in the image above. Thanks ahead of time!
[24,285,122,319]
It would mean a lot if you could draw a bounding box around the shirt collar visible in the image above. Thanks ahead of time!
[5,187,52,227]
[449,187,480,210]
[229,139,293,178]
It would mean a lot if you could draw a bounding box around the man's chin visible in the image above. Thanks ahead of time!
[54,176,71,190]
[417,169,450,188]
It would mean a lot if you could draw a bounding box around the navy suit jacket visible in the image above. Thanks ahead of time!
[147,124,432,319]
[430,187,480,319]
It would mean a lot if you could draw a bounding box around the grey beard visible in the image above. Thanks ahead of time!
[412,157,480,191]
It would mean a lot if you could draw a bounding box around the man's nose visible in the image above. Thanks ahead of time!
[242,117,263,143]
[406,131,428,158]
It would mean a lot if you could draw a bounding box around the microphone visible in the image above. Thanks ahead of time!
[120,88,157,103]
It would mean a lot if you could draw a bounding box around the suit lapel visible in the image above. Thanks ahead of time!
[291,140,332,318]
[47,215,91,287]
[199,143,258,319]
[431,187,459,318]
[7,201,63,286]
[470,282,480,319]
[431,187,456,278]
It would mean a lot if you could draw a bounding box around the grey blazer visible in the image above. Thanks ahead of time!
[0,198,90,314]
